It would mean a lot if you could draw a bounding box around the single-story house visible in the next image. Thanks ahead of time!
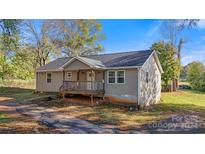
[36,50,163,107]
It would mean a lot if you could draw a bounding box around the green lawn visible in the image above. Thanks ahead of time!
[162,90,205,106]
[0,79,41,102]
[0,85,204,133]
[0,113,12,123]
[0,86,57,133]
[0,79,35,89]
[39,89,204,131]
[157,90,205,115]
[0,87,53,102]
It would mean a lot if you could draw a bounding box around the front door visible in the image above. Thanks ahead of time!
[86,71,95,90]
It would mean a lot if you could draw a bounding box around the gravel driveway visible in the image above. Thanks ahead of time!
[16,104,115,134]
[1,98,204,134]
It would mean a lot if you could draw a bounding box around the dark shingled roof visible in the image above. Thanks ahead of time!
[37,57,72,71]
[83,50,153,67]
[37,50,153,71]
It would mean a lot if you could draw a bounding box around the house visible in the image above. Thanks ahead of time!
[36,50,163,107]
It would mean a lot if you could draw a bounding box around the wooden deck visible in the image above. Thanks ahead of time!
[60,81,105,105]
[62,90,104,97]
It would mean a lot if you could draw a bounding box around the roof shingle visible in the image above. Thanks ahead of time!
[37,50,153,71]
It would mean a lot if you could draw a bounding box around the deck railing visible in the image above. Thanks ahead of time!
[62,81,104,91]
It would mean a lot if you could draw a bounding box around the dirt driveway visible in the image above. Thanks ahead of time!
[0,97,115,133]
[0,95,205,134]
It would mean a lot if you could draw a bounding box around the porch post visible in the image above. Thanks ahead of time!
[63,70,65,81]
[91,69,94,90]
[103,71,105,91]
[77,70,79,81]
[90,94,94,106]
[62,70,65,97]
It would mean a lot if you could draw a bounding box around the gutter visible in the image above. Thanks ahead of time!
[36,66,142,72]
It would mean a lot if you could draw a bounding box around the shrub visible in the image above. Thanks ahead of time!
[187,61,205,91]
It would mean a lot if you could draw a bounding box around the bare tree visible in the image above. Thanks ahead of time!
[46,19,105,56]
[22,20,59,67]
[161,19,199,62]
[160,19,199,89]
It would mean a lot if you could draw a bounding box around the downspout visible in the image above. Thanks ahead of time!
[63,69,65,81]
[137,67,141,110]
[62,69,65,92]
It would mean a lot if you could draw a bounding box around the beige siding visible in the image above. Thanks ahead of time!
[64,71,77,81]
[94,70,104,81]
[36,71,63,92]
[64,59,90,70]
[35,54,161,103]
[64,70,104,81]
[79,71,87,81]
[138,55,161,106]
[104,69,138,102]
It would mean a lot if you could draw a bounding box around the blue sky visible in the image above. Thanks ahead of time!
[99,19,205,66]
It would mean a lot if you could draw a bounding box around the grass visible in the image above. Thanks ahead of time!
[0,113,11,123]
[0,84,59,133]
[0,87,54,103]
[0,80,62,133]
[0,79,204,133]
[157,90,205,115]
[0,79,40,102]
[35,89,205,131]
[162,90,205,106]
[0,79,35,89]
[0,111,57,134]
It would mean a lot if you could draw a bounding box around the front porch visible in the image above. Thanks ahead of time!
[60,69,105,105]
[61,80,104,96]
[58,56,106,105]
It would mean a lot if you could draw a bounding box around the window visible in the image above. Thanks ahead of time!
[47,73,51,83]
[117,71,125,83]
[108,70,125,84]
[108,71,115,83]
[67,72,72,79]
[146,72,149,83]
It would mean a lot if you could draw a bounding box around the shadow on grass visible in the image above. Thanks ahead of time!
[0,87,35,103]
[0,113,13,123]
[17,90,205,133]
[0,87,54,104]
[0,87,34,94]
[140,103,205,134]
[174,89,205,95]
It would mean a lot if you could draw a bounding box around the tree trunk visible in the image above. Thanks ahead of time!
[172,79,177,91]
[177,38,185,89]
[1,75,4,81]
[39,58,42,67]
[43,59,46,66]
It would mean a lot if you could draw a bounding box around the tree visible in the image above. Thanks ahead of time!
[151,41,179,89]
[10,46,36,80]
[161,20,199,45]
[47,19,105,56]
[161,19,199,64]
[160,19,199,88]
[187,61,205,91]
[0,19,21,81]
[180,64,189,80]
[22,20,60,67]
[0,53,12,80]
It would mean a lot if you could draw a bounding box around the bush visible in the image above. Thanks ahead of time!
[187,61,205,91]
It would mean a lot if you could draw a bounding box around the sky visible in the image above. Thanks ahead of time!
[99,19,205,66]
